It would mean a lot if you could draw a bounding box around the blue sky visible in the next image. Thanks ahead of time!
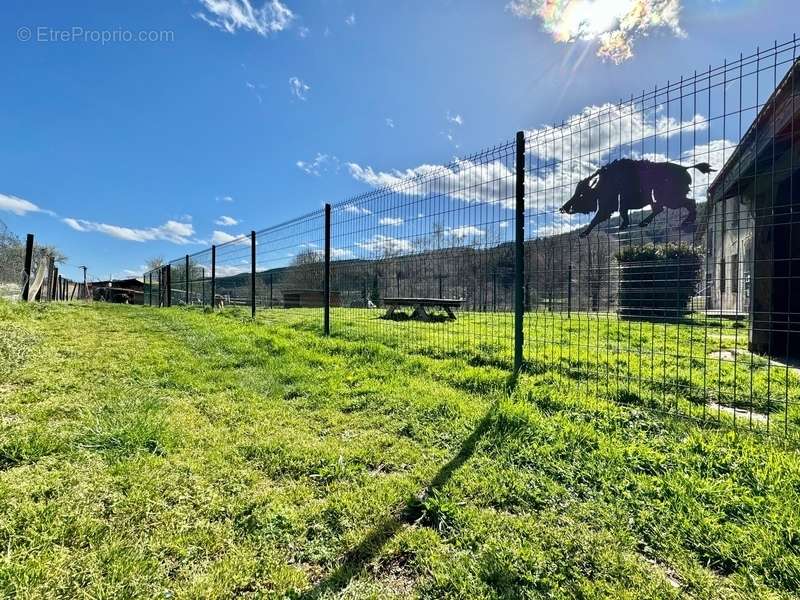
[0,0,796,280]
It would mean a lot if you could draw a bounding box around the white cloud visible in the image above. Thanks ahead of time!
[379,216,403,226]
[62,218,87,231]
[345,13,356,26]
[508,0,684,63]
[446,111,464,126]
[385,118,395,128]
[342,204,372,216]
[245,81,264,103]
[347,160,515,206]
[195,0,295,36]
[445,225,485,239]
[356,234,414,255]
[332,247,354,259]
[289,76,310,100]
[296,153,338,176]
[217,195,234,203]
[638,138,736,200]
[297,26,310,38]
[522,101,722,210]
[347,162,441,189]
[531,213,585,237]
[526,102,708,163]
[63,218,197,244]
[0,193,47,216]
[348,100,727,218]
[215,215,239,226]
[211,230,250,246]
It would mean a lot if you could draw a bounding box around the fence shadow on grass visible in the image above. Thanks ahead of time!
[298,406,497,599]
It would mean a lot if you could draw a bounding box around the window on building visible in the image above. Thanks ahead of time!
[719,258,726,293]
[707,228,714,256]
[731,253,739,294]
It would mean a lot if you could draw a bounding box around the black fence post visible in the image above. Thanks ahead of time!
[211,245,216,309]
[45,256,55,301]
[21,233,34,301]
[324,204,331,336]
[52,267,59,300]
[166,265,172,307]
[148,272,153,306]
[251,230,256,319]
[185,254,190,306]
[514,131,525,375]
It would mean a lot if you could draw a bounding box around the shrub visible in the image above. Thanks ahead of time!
[616,243,702,320]
[615,242,702,263]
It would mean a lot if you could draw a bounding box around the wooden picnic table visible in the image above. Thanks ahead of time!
[383,297,464,321]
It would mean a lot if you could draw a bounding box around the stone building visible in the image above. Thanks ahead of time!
[707,57,800,360]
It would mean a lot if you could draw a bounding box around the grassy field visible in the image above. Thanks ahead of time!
[325,306,800,426]
[2,301,800,598]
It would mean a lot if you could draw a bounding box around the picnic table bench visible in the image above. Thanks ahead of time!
[383,297,464,321]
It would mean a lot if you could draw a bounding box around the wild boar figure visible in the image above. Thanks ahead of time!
[560,159,715,238]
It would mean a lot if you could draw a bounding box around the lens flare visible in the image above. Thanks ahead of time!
[509,0,685,63]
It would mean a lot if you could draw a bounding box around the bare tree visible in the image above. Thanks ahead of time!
[146,256,164,271]
[286,248,323,290]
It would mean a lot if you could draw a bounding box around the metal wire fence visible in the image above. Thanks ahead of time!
[145,38,800,437]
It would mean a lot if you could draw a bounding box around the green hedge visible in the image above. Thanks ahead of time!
[616,244,702,320]
[615,242,702,263]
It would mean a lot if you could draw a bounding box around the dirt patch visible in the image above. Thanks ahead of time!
[707,401,770,424]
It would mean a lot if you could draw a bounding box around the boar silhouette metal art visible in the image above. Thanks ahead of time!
[560,159,715,238]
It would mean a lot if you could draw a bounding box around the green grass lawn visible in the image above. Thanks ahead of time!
[2,301,800,598]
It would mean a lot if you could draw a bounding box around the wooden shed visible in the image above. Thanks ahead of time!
[282,289,341,308]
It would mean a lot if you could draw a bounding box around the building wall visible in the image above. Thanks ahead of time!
[706,191,754,314]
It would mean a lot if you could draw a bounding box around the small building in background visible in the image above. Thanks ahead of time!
[707,57,800,360]
[92,278,144,304]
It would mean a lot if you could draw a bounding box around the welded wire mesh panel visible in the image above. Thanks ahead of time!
[254,211,326,317]
[143,269,158,307]
[188,249,212,306]
[168,257,187,307]
[214,234,252,308]
[136,38,800,437]
[524,39,800,436]
[330,143,517,365]
[153,267,163,307]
